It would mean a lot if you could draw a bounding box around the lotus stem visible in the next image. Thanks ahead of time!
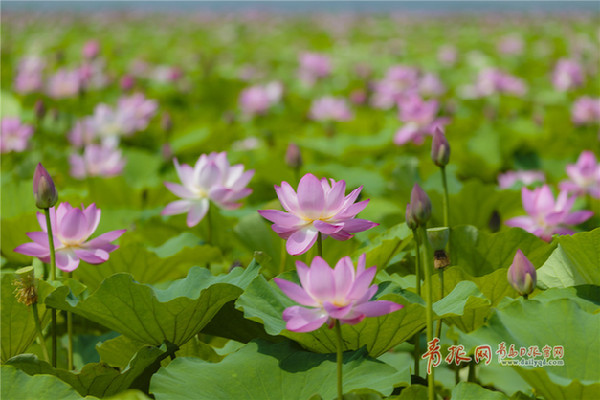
[317,233,323,258]
[334,319,344,400]
[32,302,50,363]
[44,208,57,368]
[440,166,449,228]
[279,241,287,275]
[413,229,421,297]
[436,269,445,339]
[67,272,73,370]
[419,226,435,400]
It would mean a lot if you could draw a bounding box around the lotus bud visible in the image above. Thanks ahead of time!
[13,266,37,306]
[431,127,450,167]
[428,227,450,269]
[34,100,46,121]
[33,163,58,209]
[161,112,173,134]
[120,74,134,92]
[507,249,537,297]
[285,143,302,169]
[410,183,432,225]
[405,203,418,231]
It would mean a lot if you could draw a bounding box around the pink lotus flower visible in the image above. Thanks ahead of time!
[79,59,109,91]
[468,68,527,98]
[239,82,283,116]
[552,58,584,92]
[258,173,378,255]
[437,45,457,67]
[82,40,100,59]
[507,249,536,296]
[505,185,593,242]
[298,52,332,85]
[117,93,158,133]
[370,65,420,109]
[1,117,34,153]
[274,255,403,332]
[46,68,80,99]
[68,118,97,147]
[572,97,600,125]
[498,170,545,189]
[559,151,600,199]
[497,34,524,56]
[14,203,126,272]
[419,73,445,97]
[393,94,447,145]
[309,97,353,122]
[14,56,45,94]
[69,144,126,179]
[162,152,254,227]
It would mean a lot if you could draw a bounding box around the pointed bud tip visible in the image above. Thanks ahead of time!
[431,128,450,167]
[410,184,432,225]
[33,163,58,209]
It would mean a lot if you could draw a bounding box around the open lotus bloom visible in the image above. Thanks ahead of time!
[69,144,126,179]
[259,173,378,255]
[162,152,254,227]
[552,58,584,92]
[274,255,403,332]
[498,170,545,189]
[14,203,126,272]
[559,151,600,199]
[308,96,353,122]
[572,97,600,125]
[1,117,34,153]
[298,52,332,85]
[46,68,81,99]
[393,95,447,145]
[505,185,593,242]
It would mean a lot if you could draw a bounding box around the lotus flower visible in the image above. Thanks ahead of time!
[82,40,100,59]
[559,151,600,199]
[14,56,45,94]
[505,185,593,241]
[498,170,545,189]
[552,58,584,92]
[572,97,600,125]
[69,144,126,179]
[370,65,420,110]
[14,203,125,272]
[298,52,331,85]
[33,163,57,209]
[497,34,523,56]
[467,68,527,98]
[258,173,378,255]
[393,94,447,145]
[239,82,283,116]
[1,117,33,153]
[162,152,254,227]
[507,249,536,296]
[274,255,403,332]
[309,97,353,122]
[117,93,158,133]
[46,68,80,99]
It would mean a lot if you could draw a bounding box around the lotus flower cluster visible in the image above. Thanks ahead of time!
[13,56,45,94]
[46,68,81,99]
[507,249,537,297]
[1,117,34,154]
[14,203,126,272]
[393,94,447,145]
[497,34,524,56]
[552,58,584,92]
[274,255,403,332]
[239,81,283,116]
[370,65,420,110]
[505,185,593,241]
[68,93,157,146]
[162,152,254,227]
[559,151,600,199]
[69,144,126,179]
[309,97,353,122]
[572,97,600,125]
[498,170,545,189]
[298,52,332,85]
[466,68,527,98]
[259,173,377,255]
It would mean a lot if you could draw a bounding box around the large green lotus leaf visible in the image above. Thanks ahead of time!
[6,344,173,398]
[149,339,399,400]
[451,225,555,277]
[460,298,600,398]
[537,229,600,288]
[234,211,282,276]
[1,273,55,362]
[393,384,428,399]
[451,382,509,399]
[431,280,492,333]
[529,286,600,314]
[74,233,221,291]
[96,335,146,369]
[515,367,600,400]
[1,365,84,400]
[442,181,521,231]
[46,264,259,347]
[352,223,413,271]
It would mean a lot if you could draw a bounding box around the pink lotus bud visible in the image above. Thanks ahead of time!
[161,112,173,133]
[410,184,431,225]
[507,249,537,297]
[33,163,58,209]
[405,203,418,230]
[120,75,135,92]
[34,100,46,121]
[431,127,450,167]
[82,40,100,59]
[285,143,302,169]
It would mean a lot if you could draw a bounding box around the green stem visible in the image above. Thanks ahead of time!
[67,272,73,370]
[32,302,50,363]
[440,166,450,228]
[294,166,301,186]
[278,241,287,275]
[419,226,435,400]
[468,362,476,383]
[413,229,421,297]
[44,208,57,368]
[206,205,212,246]
[413,333,420,377]
[317,233,323,258]
[454,339,460,385]
[523,294,528,300]
[334,320,344,400]
[436,269,444,339]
